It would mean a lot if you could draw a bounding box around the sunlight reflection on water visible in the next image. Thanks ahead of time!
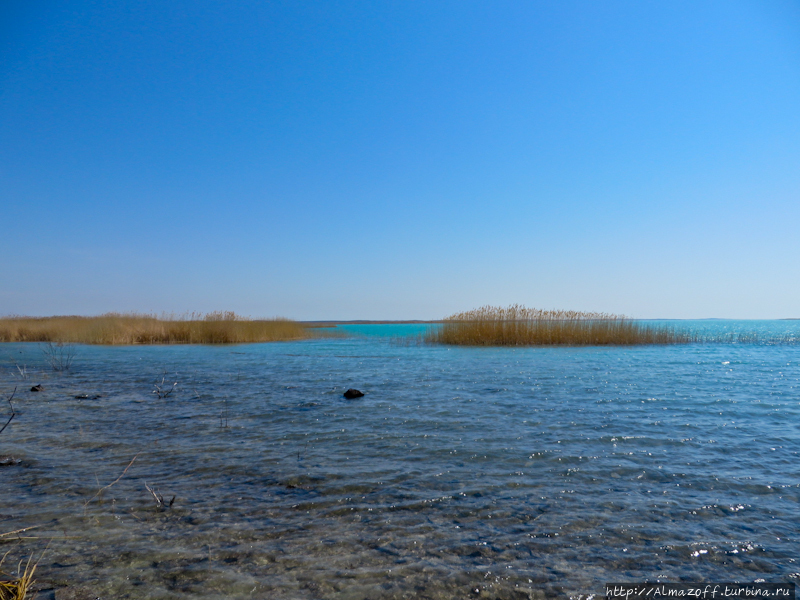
[1,322,800,598]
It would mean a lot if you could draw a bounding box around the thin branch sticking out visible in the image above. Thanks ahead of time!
[84,454,139,507]
[0,388,17,436]
[144,482,175,510]
[41,341,76,371]
[153,374,177,399]
[220,397,229,428]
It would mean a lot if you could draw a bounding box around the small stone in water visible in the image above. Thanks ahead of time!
[343,388,364,399]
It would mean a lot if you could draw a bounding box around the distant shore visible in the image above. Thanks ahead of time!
[2,314,798,346]
[0,313,309,344]
[303,320,442,326]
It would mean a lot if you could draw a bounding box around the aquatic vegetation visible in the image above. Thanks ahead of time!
[426,304,696,346]
[0,551,36,600]
[0,312,311,345]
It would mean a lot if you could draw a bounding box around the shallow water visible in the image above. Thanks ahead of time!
[1,322,800,599]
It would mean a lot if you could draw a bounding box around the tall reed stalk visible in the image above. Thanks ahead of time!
[426,305,696,346]
[0,312,310,345]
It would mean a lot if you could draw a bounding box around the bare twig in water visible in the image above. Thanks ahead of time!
[14,365,27,380]
[0,526,40,540]
[41,341,76,371]
[296,439,309,464]
[220,396,229,428]
[0,388,17,437]
[84,454,139,507]
[144,482,175,510]
[153,372,177,399]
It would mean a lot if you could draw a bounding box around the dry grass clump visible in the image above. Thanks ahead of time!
[0,552,36,600]
[426,305,696,346]
[0,312,310,345]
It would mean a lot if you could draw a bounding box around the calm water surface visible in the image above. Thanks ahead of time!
[1,321,800,599]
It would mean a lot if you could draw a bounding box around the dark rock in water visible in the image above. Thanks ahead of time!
[30,384,44,392]
[343,388,364,399]
[74,394,102,400]
[0,456,21,467]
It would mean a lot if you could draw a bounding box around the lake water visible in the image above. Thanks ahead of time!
[1,321,800,599]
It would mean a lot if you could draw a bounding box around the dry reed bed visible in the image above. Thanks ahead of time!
[0,312,310,345]
[426,305,696,346]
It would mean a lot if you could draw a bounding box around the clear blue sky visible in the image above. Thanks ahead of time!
[2,1,799,320]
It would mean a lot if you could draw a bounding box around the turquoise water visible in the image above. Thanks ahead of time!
[332,323,432,338]
[1,321,799,599]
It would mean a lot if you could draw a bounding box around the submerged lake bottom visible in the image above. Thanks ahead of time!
[1,322,800,599]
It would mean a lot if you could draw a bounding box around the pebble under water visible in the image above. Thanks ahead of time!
[1,322,800,599]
